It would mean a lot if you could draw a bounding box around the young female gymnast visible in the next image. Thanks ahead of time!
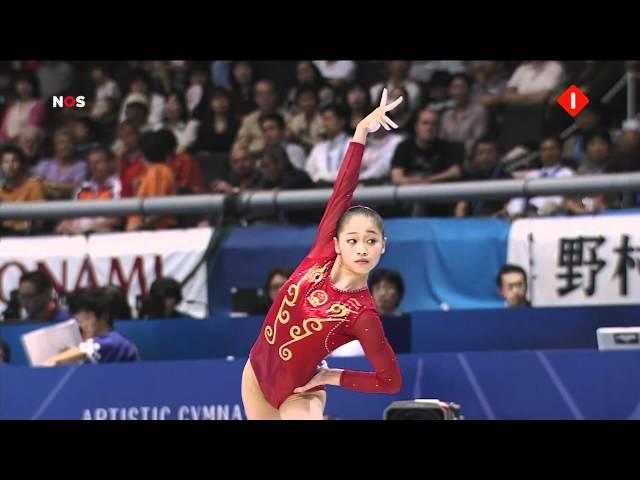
[242,89,404,419]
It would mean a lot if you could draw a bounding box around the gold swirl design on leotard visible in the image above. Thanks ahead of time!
[326,303,352,318]
[304,263,330,286]
[277,300,356,361]
[265,282,300,344]
[279,318,325,361]
[264,261,330,345]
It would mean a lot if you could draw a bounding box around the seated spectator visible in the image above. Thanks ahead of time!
[0,71,45,144]
[256,144,314,224]
[211,146,262,194]
[370,269,405,316]
[18,271,72,323]
[360,126,405,183]
[497,264,530,308]
[18,125,45,170]
[233,79,291,156]
[385,85,412,135]
[89,62,121,122]
[423,71,454,112]
[391,107,465,186]
[370,61,422,113]
[259,113,306,170]
[249,267,294,315]
[287,86,326,153]
[285,61,334,115]
[332,268,405,358]
[43,288,139,365]
[116,121,146,198]
[565,130,618,214]
[34,128,87,200]
[122,93,154,132]
[259,144,313,191]
[455,137,513,218]
[562,102,608,167]
[126,131,177,231]
[312,60,356,89]
[185,63,210,115]
[154,129,204,195]
[614,119,640,172]
[228,61,257,118]
[55,145,123,235]
[138,277,190,319]
[37,61,73,99]
[501,61,565,105]
[346,82,373,132]
[304,103,351,183]
[99,285,133,321]
[506,136,574,217]
[0,145,45,235]
[157,90,199,154]
[70,117,100,160]
[391,107,464,216]
[409,60,467,84]
[468,61,509,108]
[118,69,165,128]
[439,73,489,157]
[0,338,10,364]
[193,87,240,154]
[576,130,615,175]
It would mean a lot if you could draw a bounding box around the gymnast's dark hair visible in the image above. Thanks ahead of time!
[336,205,384,237]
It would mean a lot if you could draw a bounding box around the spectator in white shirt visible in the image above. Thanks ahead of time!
[360,127,405,183]
[304,103,351,184]
[157,91,199,154]
[370,61,422,112]
[118,70,165,128]
[90,63,121,121]
[502,61,565,105]
[312,61,356,89]
[506,136,574,217]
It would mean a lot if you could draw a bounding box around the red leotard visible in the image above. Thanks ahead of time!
[249,141,402,409]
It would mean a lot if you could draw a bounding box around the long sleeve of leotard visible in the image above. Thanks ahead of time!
[339,310,402,394]
[307,141,365,259]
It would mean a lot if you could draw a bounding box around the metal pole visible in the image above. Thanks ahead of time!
[1,173,640,220]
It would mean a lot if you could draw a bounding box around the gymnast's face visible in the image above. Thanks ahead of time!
[334,215,386,276]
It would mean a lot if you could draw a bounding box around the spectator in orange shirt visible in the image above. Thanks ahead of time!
[155,129,204,194]
[0,145,45,235]
[56,145,123,235]
[126,131,177,231]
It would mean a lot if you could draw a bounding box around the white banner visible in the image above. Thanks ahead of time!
[0,228,213,318]
[507,215,640,307]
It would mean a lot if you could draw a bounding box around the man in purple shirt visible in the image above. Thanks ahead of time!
[33,128,87,199]
[43,288,139,366]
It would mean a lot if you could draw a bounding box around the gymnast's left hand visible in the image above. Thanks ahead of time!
[294,362,343,393]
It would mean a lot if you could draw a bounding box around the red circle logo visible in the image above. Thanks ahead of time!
[63,96,76,108]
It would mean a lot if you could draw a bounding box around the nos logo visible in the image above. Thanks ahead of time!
[52,96,86,108]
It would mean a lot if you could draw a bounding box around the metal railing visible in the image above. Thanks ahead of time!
[1,172,639,220]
